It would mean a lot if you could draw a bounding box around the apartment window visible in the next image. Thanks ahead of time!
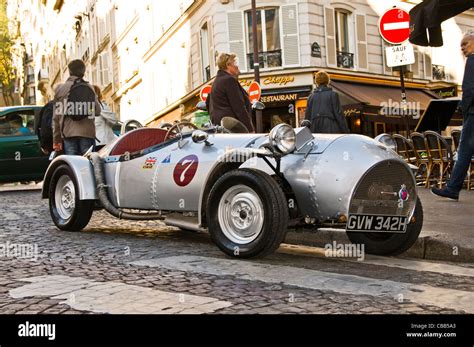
[246,7,282,69]
[335,10,354,69]
[200,23,211,82]
[100,51,111,86]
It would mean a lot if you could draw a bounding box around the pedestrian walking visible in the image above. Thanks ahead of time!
[206,53,255,133]
[93,85,118,146]
[432,33,474,201]
[52,59,101,155]
[305,71,350,134]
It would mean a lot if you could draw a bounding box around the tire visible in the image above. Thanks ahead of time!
[206,169,289,259]
[49,165,94,231]
[346,198,423,256]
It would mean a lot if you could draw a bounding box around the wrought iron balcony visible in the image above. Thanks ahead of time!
[204,65,211,82]
[433,64,446,80]
[247,50,282,70]
[337,51,354,69]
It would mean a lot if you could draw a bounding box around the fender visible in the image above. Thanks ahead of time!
[42,155,98,200]
[197,147,276,227]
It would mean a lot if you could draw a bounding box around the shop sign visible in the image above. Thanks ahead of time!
[432,87,457,98]
[261,93,299,103]
[240,75,296,88]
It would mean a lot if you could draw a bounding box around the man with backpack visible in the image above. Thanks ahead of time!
[53,59,100,155]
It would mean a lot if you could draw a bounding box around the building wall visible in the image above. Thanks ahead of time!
[7,0,474,124]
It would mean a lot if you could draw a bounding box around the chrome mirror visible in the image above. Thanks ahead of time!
[192,130,213,146]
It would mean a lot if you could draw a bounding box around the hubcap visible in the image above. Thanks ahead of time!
[55,175,76,220]
[218,185,264,245]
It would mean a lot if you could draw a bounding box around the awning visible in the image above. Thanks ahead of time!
[331,81,438,111]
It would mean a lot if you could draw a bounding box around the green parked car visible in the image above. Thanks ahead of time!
[0,106,50,184]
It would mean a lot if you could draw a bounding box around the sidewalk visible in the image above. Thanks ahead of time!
[0,182,43,192]
[286,188,474,263]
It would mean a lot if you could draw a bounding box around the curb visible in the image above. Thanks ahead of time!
[284,228,474,264]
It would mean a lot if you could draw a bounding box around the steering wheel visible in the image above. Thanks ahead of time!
[164,122,199,142]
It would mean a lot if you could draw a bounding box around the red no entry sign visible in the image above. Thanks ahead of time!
[200,85,212,102]
[248,81,262,104]
[379,8,410,45]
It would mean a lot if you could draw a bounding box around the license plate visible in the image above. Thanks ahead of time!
[346,215,408,233]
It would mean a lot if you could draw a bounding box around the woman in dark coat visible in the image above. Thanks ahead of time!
[305,71,350,134]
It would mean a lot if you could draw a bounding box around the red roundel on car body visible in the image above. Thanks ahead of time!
[173,155,199,187]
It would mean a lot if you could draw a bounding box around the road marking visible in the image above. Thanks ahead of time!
[131,255,474,313]
[279,244,474,278]
[10,275,232,314]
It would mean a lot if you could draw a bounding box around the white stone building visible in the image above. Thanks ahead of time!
[8,0,474,136]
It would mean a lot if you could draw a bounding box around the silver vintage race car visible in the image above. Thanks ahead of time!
[42,120,422,259]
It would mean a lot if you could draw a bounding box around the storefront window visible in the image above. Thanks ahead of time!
[246,8,282,69]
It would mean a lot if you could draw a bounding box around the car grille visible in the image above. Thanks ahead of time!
[349,160,416,217]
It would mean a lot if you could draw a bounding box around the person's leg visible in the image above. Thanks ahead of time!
[432,116,474,199]
[78,137,95,155]
[446,117,474,193]
[63,138,80,155]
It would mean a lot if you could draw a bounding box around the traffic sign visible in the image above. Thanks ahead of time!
[379,8,411,45]
[385,42,415,67]
[200,85,212,102]
[248,81,262,104]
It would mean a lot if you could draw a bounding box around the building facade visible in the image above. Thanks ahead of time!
[7,0,474,137]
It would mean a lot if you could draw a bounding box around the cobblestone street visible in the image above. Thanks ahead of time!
[1,189,473,315]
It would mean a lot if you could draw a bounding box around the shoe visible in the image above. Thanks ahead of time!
[430,187,459,201]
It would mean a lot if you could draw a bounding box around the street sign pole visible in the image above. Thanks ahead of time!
[251,0,262,133]
[379,7,412,137]
[398,65,410,136]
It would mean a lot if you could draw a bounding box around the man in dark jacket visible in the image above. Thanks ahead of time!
[305,71,349,134]
[432,33,474,201]
[206,53,255,133]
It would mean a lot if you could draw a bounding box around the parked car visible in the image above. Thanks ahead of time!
[0,106,49,184]
[41,116,423,259]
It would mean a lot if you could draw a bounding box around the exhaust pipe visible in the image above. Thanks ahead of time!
[90,152,164,221]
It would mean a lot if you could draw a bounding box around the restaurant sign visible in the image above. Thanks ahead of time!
[261,93,299,104]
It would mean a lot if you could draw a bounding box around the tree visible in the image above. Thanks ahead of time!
[0,0,16,106]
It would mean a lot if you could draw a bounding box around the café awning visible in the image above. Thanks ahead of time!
[331,81,438,111]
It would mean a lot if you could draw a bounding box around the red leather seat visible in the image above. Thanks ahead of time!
[110,128,169,156]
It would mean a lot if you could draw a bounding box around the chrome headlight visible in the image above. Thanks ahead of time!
[269,124,296,154]
[374,133,397,152]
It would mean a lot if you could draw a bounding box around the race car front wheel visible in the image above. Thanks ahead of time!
[207,169,288,258]
[49,165,94,232]
[346,198,423,256]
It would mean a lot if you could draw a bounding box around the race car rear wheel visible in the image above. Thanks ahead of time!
[346,198,423,256]
[207,169,288,258]
[49,165,94,232]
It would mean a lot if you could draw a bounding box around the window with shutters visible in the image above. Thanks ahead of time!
[335,9,355,69]
[245,8,282,70]
[100,51,111,86]
[200,22,211,82]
